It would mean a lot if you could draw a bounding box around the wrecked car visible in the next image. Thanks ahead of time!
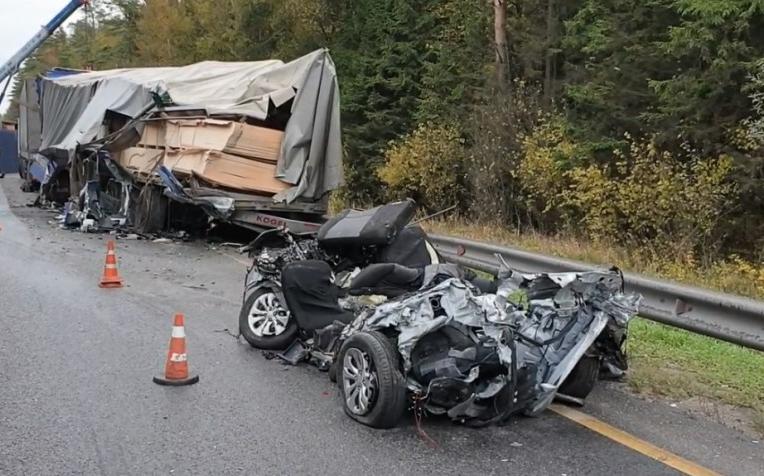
[336,264,639,427]
[238,199,496,349]
[239,200,641,428]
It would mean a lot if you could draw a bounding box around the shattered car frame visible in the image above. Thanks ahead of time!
[336,262,640,427]
[237,199,641,428]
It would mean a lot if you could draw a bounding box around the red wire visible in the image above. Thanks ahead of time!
[413,397,440,449]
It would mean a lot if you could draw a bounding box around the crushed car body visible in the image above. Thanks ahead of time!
[237,199,642,429]
[343,264,641,426]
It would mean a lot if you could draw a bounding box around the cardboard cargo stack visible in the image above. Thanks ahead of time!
[115,118,289,195]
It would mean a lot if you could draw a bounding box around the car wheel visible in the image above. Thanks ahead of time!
[328,360,338,383]
[337,331,407,429]
[239,288,298,350]
[558,355,600,399]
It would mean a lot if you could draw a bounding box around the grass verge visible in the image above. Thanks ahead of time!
[628,318,764,433]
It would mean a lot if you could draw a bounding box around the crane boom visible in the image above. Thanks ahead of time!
[0,0,89,84]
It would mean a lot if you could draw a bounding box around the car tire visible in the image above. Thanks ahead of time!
[558,355,600,399]
[328,360,338,383]
[337,331,407,429]
[239,288,298,350]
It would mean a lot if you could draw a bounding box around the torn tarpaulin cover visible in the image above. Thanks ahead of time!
[346,266,641,425]
[38,49,343,203]
[157,165,235,219]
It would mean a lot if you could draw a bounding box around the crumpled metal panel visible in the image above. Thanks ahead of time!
[347,265,641,425]
[430,233,764,351]
[157,165,235,219]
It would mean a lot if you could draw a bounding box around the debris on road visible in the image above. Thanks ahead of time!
[181,283,207,291]
[218,242,245,248]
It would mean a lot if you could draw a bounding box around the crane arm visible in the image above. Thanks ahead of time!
[0,0,89,84]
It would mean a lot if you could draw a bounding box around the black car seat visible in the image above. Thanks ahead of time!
[349,263,424,297]
[281,260,355,331]
[317,200,416,249]
[377,225,441,268]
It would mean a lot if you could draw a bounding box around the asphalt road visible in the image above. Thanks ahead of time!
[0,175,761,476]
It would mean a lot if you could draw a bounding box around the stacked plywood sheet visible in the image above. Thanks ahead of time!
[115,118,289,195]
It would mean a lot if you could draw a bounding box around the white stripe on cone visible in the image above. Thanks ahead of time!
[171,326,186,338]
[169,353,187,362]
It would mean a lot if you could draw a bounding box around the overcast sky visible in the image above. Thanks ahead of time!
[0,0,86,115]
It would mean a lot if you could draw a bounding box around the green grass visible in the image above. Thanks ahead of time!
[627,318,764,432]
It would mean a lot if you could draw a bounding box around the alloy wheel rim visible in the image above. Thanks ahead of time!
[247,292,290,337]
[342,347,378,415]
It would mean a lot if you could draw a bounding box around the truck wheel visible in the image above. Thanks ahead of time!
[558,356,600,399]
[239,288,297,350]
[338,331,407,429]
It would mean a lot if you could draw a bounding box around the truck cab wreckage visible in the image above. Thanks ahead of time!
[16,49,341,234]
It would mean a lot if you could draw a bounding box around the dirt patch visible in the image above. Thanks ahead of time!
[674,396,764,439]
[625,365,763,438]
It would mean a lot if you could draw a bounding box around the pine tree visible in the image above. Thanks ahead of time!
[333,0,435,204]
[562,0,677,152]
[415,0,490,124]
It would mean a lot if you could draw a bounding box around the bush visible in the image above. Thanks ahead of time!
[562,165,620,240]
[610,139,735,256]
[465,82,544,224]
[517,118,584,230]
[378,123,468,212]
[514,122,737,256]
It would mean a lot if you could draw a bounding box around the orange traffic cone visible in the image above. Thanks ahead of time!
[153,313,199,386]
[98,240,123,288]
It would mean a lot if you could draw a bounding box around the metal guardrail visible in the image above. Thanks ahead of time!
[429,234,764,352]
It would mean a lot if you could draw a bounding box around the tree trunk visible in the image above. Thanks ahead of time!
[493,0,509,92]
[544,0,557,108]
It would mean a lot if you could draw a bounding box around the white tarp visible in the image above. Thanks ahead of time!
[38,49,343,202]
